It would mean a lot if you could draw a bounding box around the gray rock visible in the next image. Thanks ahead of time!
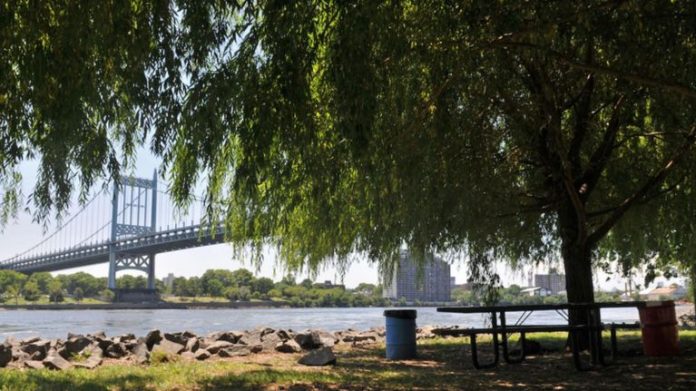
[194,350,211,360]
[152,339,185,356]
[22,339,51,358]
[238,331,262,346]
[205,341,234,354]
[145,329,162,350]
[216,331,242,344]
[275,339,302,353]
[11,347,30,363]
[164,332,188,345]
[298,347,336,366]
[64,336,92,354]
[261,332,283,352]
[0,344,12,367]
[22,337,40,345]
[106,342,128,358]
[182,331,197,339]
[218,345,252,357]
[44,353,72,371]
[119,333,136,342]
[294,332,321,350]
[132,341,149,365]
[185,337,200,352]
[73,346,103,370]
[24,360,45,369]
[275,329,292,341]
[90,331,107,340]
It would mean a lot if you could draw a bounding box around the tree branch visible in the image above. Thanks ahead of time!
[587,127,696,245]
[586,176,685,218]
[576,94,625,199]
[491,40,696,100]
[568,73,595,177]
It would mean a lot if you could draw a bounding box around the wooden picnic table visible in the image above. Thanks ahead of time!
[437,301,646,370]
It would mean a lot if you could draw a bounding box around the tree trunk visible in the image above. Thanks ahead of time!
[558,198,595,350]
[561,243,595,351]
[691,263,696,317]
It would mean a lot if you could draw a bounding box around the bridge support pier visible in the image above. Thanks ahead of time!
[107,171,159,299]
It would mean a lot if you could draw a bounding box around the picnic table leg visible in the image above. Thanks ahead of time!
[469,334,499,369]
[500,312,525,364]
[610,324,618,361]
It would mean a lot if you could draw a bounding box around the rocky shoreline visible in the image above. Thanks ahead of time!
[0,326,438,371]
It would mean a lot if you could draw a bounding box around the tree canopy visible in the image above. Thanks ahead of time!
[2,1,696,307]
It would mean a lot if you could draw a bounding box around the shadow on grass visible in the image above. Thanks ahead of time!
[3,332,695,391]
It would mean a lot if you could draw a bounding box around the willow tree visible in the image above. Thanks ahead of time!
[2,1,696,321]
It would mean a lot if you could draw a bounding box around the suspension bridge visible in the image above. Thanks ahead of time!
[0,171,226,295]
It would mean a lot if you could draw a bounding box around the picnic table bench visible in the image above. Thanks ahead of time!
[436,302,646,371]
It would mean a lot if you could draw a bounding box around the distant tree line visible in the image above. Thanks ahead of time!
[0,268,387,307]
[168,269,388,308]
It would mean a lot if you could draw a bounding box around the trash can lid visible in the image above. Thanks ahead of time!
[384,309,417,319]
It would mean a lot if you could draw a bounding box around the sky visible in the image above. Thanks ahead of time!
[0,146,683,291]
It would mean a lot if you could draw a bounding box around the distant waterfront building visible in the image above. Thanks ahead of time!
[533,268,565,295]
[383,251,451,302]
[163,273,176,290]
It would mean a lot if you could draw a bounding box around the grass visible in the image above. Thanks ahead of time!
[1,331,695,391]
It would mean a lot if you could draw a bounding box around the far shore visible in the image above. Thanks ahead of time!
[0,301,452,311]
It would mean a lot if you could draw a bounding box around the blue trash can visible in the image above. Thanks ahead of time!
[384,309,417,359]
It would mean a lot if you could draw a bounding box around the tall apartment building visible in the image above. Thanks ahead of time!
[533,268,565,294]
[383,251,452,302]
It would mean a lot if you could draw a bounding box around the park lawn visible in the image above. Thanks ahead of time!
[1,331,695,391]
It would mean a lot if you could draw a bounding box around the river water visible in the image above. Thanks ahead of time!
[0,306,655,341]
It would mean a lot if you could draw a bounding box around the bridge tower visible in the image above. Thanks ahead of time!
[107,171,158,292]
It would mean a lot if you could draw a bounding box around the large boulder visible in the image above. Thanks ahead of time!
[194,349,211,361]
[275,339,302,353]
[64,336,92,355]
[293,332,320,350]
[185,337,200,352]
[105,342,128,358]
[298,347,336,366]
[73,345,103,370]
[213,331,242,344]
[0,344,12,367]
[261,332,283,352]
[145,330,162,350]
[152,339,185,356]
[44,353,72,371]
[294,330,336,349]
[218,345,252,357]
[131,341,149,365]
[164,332,188,346]
[205,341,234,354]
[238,331,263,346]
[22,339,51,361]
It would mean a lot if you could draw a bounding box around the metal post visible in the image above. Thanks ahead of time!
[147,171,158,291]
[108,181,119,290]
[147,254,156,290]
